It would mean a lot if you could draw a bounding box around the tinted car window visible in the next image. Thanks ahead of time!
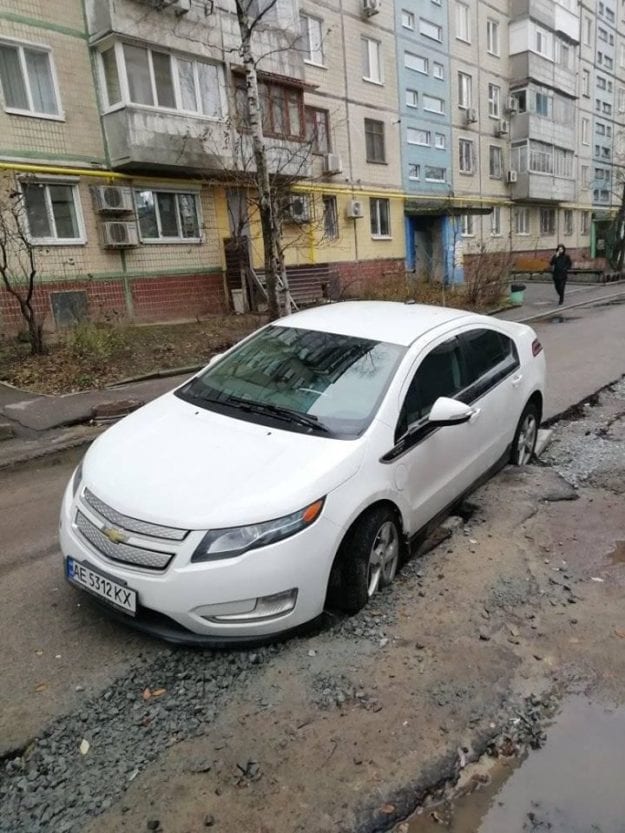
[397,337,465,438]
[463,329,514,383]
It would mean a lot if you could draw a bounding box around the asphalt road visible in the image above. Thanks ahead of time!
[1,296,624,757]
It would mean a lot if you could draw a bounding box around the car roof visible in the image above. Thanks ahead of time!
[278,301,476,347]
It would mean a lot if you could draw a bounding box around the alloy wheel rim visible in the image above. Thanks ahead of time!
[517,414,537,465]
[367,521,399,597]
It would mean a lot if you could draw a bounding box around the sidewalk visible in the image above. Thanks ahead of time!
[1,279,624,468]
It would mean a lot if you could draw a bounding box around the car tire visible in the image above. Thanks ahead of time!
[511,401,539,466]
[329,506,402,614]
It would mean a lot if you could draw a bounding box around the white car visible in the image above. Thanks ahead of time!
[60,301,545,644]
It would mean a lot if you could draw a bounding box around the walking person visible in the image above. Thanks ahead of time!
[550,244,572,306]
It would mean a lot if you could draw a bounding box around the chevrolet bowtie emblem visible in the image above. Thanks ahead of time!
[102,526,128,545]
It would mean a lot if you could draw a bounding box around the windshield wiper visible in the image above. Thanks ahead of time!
[236,401,330,433]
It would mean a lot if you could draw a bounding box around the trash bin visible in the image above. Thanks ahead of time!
[509,283,526,306]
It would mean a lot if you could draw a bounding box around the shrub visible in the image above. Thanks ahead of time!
[67,322,130,367]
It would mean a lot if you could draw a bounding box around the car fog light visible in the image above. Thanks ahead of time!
[209,589,297,623]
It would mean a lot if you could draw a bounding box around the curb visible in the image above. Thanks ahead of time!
[0,427,103,472]
[105,364,204,388]
[515,287,625,324]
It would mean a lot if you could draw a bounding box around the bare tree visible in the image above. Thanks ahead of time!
[0,186,45,354]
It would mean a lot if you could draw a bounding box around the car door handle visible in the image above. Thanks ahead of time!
[511,373,523,388]
[469,408,481,424]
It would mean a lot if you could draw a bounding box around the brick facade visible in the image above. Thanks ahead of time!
[331,258,407,298]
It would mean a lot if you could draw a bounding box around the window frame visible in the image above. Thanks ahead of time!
[401,9,415,29]
[405,51,428,74]
[370,197,391,239]
[563,208,574,236]
[486,19,500,56]
[407,127,431,146]
[420,19,443,42]
[134,188,202,244]
[488,83,500,118]
[299,13,325,67]
[489,144,503,179]
[406,88,419,108]
[305,106,330,154]
[0,37,63,121]
[365,117,386,163]
[461,213,474,237]
[422,94,445,115]
[20,179,86,245]
[322,194,339,239]
[433,61,445,80]
[408,162,421,181]
[455,1,471,43]
[362,36,383,85]
[458,71,472,109]
[490,205,502,236]
[424,166,446,182]
[539,207,556,236]
[514,207,530,235]
[459,137,474,174]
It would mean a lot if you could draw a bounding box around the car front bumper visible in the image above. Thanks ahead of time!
[59,482,341,642]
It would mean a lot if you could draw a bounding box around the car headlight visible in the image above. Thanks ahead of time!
[191,498,325,563]
[71,461,84,498]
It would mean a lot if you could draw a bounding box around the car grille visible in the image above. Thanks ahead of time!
[82,488,188,542]
[75,511,174,570]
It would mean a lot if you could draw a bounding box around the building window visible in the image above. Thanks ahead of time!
[365,118,386,162]
[620,44,625,68]
[515,207,530,235]
[250,80,304,139]
[584,17,592,45]
[370,197,391,237]
[135,190,200,242]
[563,209,573,236]
[581,211,590,235]
[433,62,445,80]
[362,37,383,84]
[407,127,431,146]
[458,72,472,108]
[423,94,445,114]
[535,91,551,117]
[535,26,553,58]
[322,195,338,239]
[420,19,443,42]
[22,182,83,243]
[0,40,60,117]
[405,52,428,74]
[489,145,503,178]
[488,83,500,117]
[456,2,470,42]
[459,138,474,173]
[305,107,329,154]
[511,89,527,112]
[581,118,590,144]
[618,88,625,112]
[401,10,415,29]
[490,206,501,236]
[300,14,324,66]
[408,163,420,180]
[406,89,418,108]
[486,19,500,56]
[461,214,474,236]
[425,166,446,182]
[434,132,446,149]
[582,68,590,97]
[581,165,589,188]
[540,208,556,236]
[114,44,224,118]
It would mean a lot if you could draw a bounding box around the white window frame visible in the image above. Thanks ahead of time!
[406,89,418,108]
[434,132,446,149]
[420,19,443,42]
[405,52,428,74]
[489,145,503,179]
[408,163,420,180]
[423,94,445,114]
[433,61,445,80]
[563,208,574,236]
[0,36,63,121]
[486,19,500,56]
[134,188,202,244]
[540,207,556,236]
[401,10,415,29]
[461,213,474,237]
[98,41,226,120]
[20,178,86,245]
[362,37,383,84]
[490,206,502,236]
[515,207,530,235]
[300,14,325,67]
[581,117,590,144]
[582,68,590,97]
[425,166,446,182]
[407,127,431,146]
[488,83,500,117]
[370,197,391,239]
[458,72,472,109]
[459,138,474,174]
[581,211,590,235]
[456,2,471,43]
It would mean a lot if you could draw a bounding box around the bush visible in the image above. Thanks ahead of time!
[67,322,130,367]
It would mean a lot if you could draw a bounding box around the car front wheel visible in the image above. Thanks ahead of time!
[329,506,402,614]
[511,402,539,465]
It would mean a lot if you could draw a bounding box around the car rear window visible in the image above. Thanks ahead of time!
[462,329,515,384]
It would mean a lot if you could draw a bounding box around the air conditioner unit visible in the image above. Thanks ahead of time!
[507,169,518,184]
[100,221,139,248]
[465,107,478,124]
[362,0,381,17]
[323,153,343,175]
[286,195,311,224]
[496,119,510,136]
[91,185,134,213]
[506,96,519,114]
[346,199,364,219]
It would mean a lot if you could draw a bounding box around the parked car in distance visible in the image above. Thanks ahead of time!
[60,301,546,644]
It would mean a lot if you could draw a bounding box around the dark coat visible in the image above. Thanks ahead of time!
[550,252,572,278]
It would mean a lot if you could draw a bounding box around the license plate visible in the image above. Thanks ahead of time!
[66,557,137,616]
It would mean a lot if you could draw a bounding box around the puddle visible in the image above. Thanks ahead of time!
[401,698,625,833]
[547,314,581,324]
[609,541,625,564]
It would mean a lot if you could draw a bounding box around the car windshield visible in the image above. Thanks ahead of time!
[176,324,406,438]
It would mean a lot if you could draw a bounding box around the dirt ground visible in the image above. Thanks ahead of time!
[80,442,625,831]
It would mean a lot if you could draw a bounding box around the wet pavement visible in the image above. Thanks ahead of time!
[402,697,625,833]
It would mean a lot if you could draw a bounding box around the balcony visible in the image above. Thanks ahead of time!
[510,112,576,151]
[509,0,579,42]
[510,171,576,202]
[509,52,576,98]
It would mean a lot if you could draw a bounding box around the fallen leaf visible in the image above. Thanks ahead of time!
[79,739,90,755]
[34,650,43,656]
[151,688,166,698]
[381,803,396,815]
[615,630,625,639]
[34,683,47,693]
[590,577,605,583]
[143,688,152,700]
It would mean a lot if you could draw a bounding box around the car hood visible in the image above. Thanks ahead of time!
[82,393,364,530]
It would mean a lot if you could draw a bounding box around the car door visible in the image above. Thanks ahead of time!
[457,327,522,479]
[381,335,478,536]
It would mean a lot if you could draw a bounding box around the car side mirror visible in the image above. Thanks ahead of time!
[428,396,473,426]
[208,352,223,367]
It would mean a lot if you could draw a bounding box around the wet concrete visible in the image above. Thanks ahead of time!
[403,698,625,833]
